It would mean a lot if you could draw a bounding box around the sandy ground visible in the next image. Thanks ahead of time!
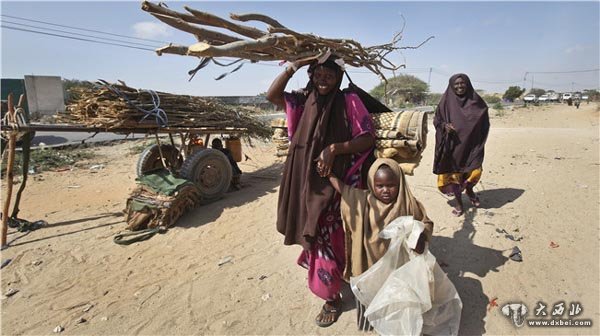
[1,102,598,335]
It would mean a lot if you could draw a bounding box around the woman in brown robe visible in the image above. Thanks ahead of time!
[433,74,490,216]
[266,54,375,327]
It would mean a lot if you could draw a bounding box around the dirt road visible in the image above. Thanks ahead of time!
[1,103,598,335]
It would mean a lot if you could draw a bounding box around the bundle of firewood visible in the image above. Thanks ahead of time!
[141,1,432,80]
[59,80,271,138]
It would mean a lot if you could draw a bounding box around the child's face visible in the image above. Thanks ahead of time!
[373,168,399,204]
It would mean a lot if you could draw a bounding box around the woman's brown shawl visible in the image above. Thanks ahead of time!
[276,81,353,249]
[433,73,490,174]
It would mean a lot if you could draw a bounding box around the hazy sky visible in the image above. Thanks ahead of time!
[1,1,599,96]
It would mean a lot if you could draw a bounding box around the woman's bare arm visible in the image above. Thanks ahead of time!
[331,133,375,156]
[265,67,293,109]
[266,59,314,109]
[316,133,375,177]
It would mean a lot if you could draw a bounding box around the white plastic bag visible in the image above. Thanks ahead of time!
[350,216,462,336]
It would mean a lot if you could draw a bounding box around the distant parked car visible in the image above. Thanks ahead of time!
[562,93,573,101]
[582,95,589,101]
[523,94,537,103]
[548,92,560,102]
[538,94,550,102]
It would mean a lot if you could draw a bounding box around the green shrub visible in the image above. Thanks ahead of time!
[2,148,96,174]
[484,95,501,104]
[493,102,505,117]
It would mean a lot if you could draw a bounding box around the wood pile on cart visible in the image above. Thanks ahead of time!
[58,80,270,210]
[59,80,271,139]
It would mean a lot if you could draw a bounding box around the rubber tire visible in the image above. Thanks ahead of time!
[136,144,182,178]
[179,148,232,205]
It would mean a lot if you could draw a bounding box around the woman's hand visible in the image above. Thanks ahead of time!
[315,144,336,177]
[444,123,456,134]
[291,57,315,71]
[266,58,315,109]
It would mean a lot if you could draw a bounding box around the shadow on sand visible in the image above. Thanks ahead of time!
[6,163,283,248]
[446,187,525,210]
[430,209,509,335]
[31,135,70,146]
[7,219,123,247]
[177,162,283,229]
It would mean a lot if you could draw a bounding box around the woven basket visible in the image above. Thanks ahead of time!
[270,111,428,174]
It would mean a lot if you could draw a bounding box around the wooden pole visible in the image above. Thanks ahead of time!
[1,93,17,248]
[10,94,30,220]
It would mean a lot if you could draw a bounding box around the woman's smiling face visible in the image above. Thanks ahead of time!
[453,77,467,96]
[312,66,339,95]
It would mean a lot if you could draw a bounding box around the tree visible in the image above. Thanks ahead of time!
[370,75,428,106]
[425,93,442,106]
[483,95,501,104]
[503,86,526,102]
[62,78,95,92]
[583,89,600,101]
[529,88,546,97]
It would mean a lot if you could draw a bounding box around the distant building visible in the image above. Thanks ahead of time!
[1,75,65,119]
[24,75,65,117]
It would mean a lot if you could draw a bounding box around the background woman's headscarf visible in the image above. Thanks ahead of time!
[276,55,353,249]
[433,73,490,174]
[340,158,433,279]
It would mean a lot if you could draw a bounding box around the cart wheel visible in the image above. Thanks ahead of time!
[136,144,182,178]
[179,148,232,204]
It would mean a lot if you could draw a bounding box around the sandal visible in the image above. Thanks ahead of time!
[315,301,340,328]
[469,196,481,207]
[452,208,463,217]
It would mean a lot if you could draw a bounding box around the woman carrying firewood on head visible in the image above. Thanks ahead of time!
[433,73,490,216]
[266,54,375,328]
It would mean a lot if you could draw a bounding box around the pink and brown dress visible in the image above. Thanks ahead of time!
[276,89,374,301]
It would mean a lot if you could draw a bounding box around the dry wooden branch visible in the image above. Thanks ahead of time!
[1,93,16,247]
[184,6,267,39]
[156,44,190,56]
[151,13,240,44]
[229,13,285,28]
[142,2,432,80]
[142,2,267,40]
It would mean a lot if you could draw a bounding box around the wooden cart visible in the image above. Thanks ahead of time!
[2,123,245,203]
[1,95,246,246]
